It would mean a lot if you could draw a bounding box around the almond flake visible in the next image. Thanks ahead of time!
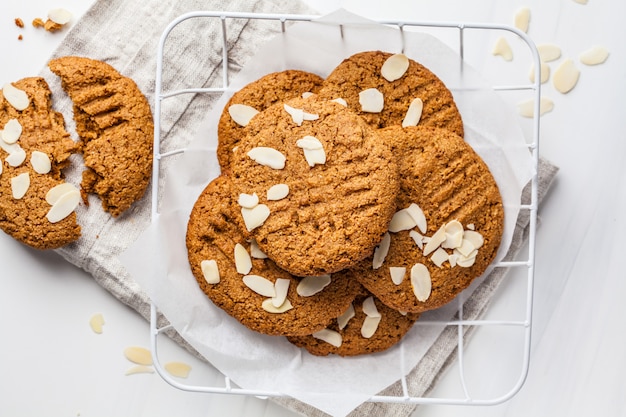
[402,98,423,127]
[241,204,270,231]
[247,147,286,169]
[514,7,531,33]
[0,138,21,154]
[579,46,609,66]
[262,298,293,313]
[372,232,391,269]
[234,243,252,274]
[123,346,153,365]
[243,275,276,297]
[381,53,410,82]
[449,253,458,267]
[46,187,80,223]
[296,135,323,150]
[518,97,554,118]
[362,296,381,318]
[359,88,384,113]
[303,111,319,122]
[297,274,331,296]
[301,91,315,99]
[1,119,22,144]
[89,313,105,334]
[30,151,51,174]
[249,239,268,259]
[442,220,464,249]
[464,230,484,249]
[456,252,477,268]
[238,192,259,208]
[389,266,406,285]
[331,98,347,107]
[529,61,550,84]
[11,172,29,199]
[46,183,79,205]
[456,238,477,257]
[228,104,259,127]
[466,223,475,230]
[48,8,72,24]
[6,146,26,167]
[409,230,424,250]
[572,0,587,3]
[406,203,427,233]
[125,365,154,376]
[2,83,30,111]
[361,315,382,338]
[164,361,192,379]
[553,58,580,94]
[267,183,289,200]
[200,260,220,284]
[492,37,513,61]
[0,160,3,176]
[296,136,326,167]
[312,328,342,347]
[271,278,290,308]
[337,303,355,330]
[283,103,304,125]
[410,263,432,302]
[431,247,449,268]
[389,208,417,232]
[423,224,446,256]
[537,44,562,62]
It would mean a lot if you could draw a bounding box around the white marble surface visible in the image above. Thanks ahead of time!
[1,1,624,416]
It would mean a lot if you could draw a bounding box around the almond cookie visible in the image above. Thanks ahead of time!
[48,56,153,217]
[353,126,503,313]
[287,285,419,356]
[230,96,400,277]
[0,77,81,249]
[217,69,324,170]
[317,51,464,136]
[186,175,362,336]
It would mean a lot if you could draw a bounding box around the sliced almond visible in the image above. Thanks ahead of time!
[249,239,268,259]
[442,220,464,249]
[89,313,105,334]
[423,224,446,256]
[243,275,276,297]
[303,111,319,122]
[449,253,458,267]
[456,252,477,268]
[553,58,580,94]
[164,361,192,379]
[456,238,477,258]
[296,274,331,297]
[361,315,382,338]
[11,172,29,199]
[262,298,293,313]
[237,192,259,208]
[296,136,326,167]
[431,247,449,268]
[301,91,314,99]
[409,230,424,250]
[410,263,432,302]
[48,8,72,24]
[271,278,290,308]
[362,296,380,318]
[467,223,475,230]
[381,53,410,82]
[572,0,588,3]
[463,230,484,249]
[337,303,355,330]
[125,365,154,376]
[406,203,427,233]
[359,88,384,113]
[389,208,417,232]
[518,97,554,118]
[241,204,270,231]
[284,103,304,126]
[0,137,21,154]
[123,346,153,365]
[402,98,423,127]
[247,147,286,169]
[389,266,406,285]
[45,183,79,205]
[331,97,348,107]
[267,183,289,201]
[228,104,259,127]
[1,119,22,144]
[200,259,220,284]
[529,61,550,84]
[579,46,609,65]
[6,146,26,167]
[372,232,391,269]
[2,83,30,111]
[312,328,342,347]
[514,7,531,33]
[30,151,51,174]
[492,37,513,61]
[537,43,561,62]
[295,135,323,150]
[234,243,252,274]
[46,187,80,223]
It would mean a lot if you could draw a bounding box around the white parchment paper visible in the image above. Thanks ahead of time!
[122,10,533,417]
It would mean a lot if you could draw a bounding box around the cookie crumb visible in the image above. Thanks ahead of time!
[15,17,24,28]
[44,19,63,32]
[18,34,23,41]
[32,17,45,28]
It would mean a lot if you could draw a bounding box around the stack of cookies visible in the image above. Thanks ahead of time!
[186,51,504,357]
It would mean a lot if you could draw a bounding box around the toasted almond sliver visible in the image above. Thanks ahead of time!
[359,88,384,113]
[6,146,26,167]
[410,263,432,302]
[262,298,293,313]
[123,346,153,366]
[553,58,580,94]
[46,188,81,223]
[579,46,609,65]
[514,7,531,33]
[361,315,382,339]
[381,53,410,82]
[518,97,554,118]
[431,247,449,268]
[402,98,423,128]
[228,104,259,127]
[243,275,276,297]
[492,37,513,61]
[238,192,259,208]
[389,209,417,232]
[200,260,220,284]
[1,119,22,144]
[89,313,105,334]
[283,103,304,126]
[296,274,332,297]
[389,266,406,285]
[164,361,192,379]
[31,151,52,174]
[2,83,30,111]
[312,328,342,347]
[247,147,286,169]
[241,204,270,231]
[423,224,447,256]
[406,203,427,234]
[337,303,355,330]
[372,232,391,269]
[267,183,289,201]
[11,172,30,199]
[48,8,72,24]
[362,296,381,318]
[537,44,561,62]
[46,183,79,205]
[271,278,290,308]
[234,243,252,275]
[249,239,268,259]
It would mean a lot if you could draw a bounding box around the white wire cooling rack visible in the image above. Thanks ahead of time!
[149,10,542,408]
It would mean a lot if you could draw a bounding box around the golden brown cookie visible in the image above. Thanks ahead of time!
[353,126,503,313]
[186,175,362,337]
[48,56,153,217]
[287,285,419,356]
[0,77,81,249]
[317,51,464,136]
[217,69,324,170]
[230,96,400,277]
